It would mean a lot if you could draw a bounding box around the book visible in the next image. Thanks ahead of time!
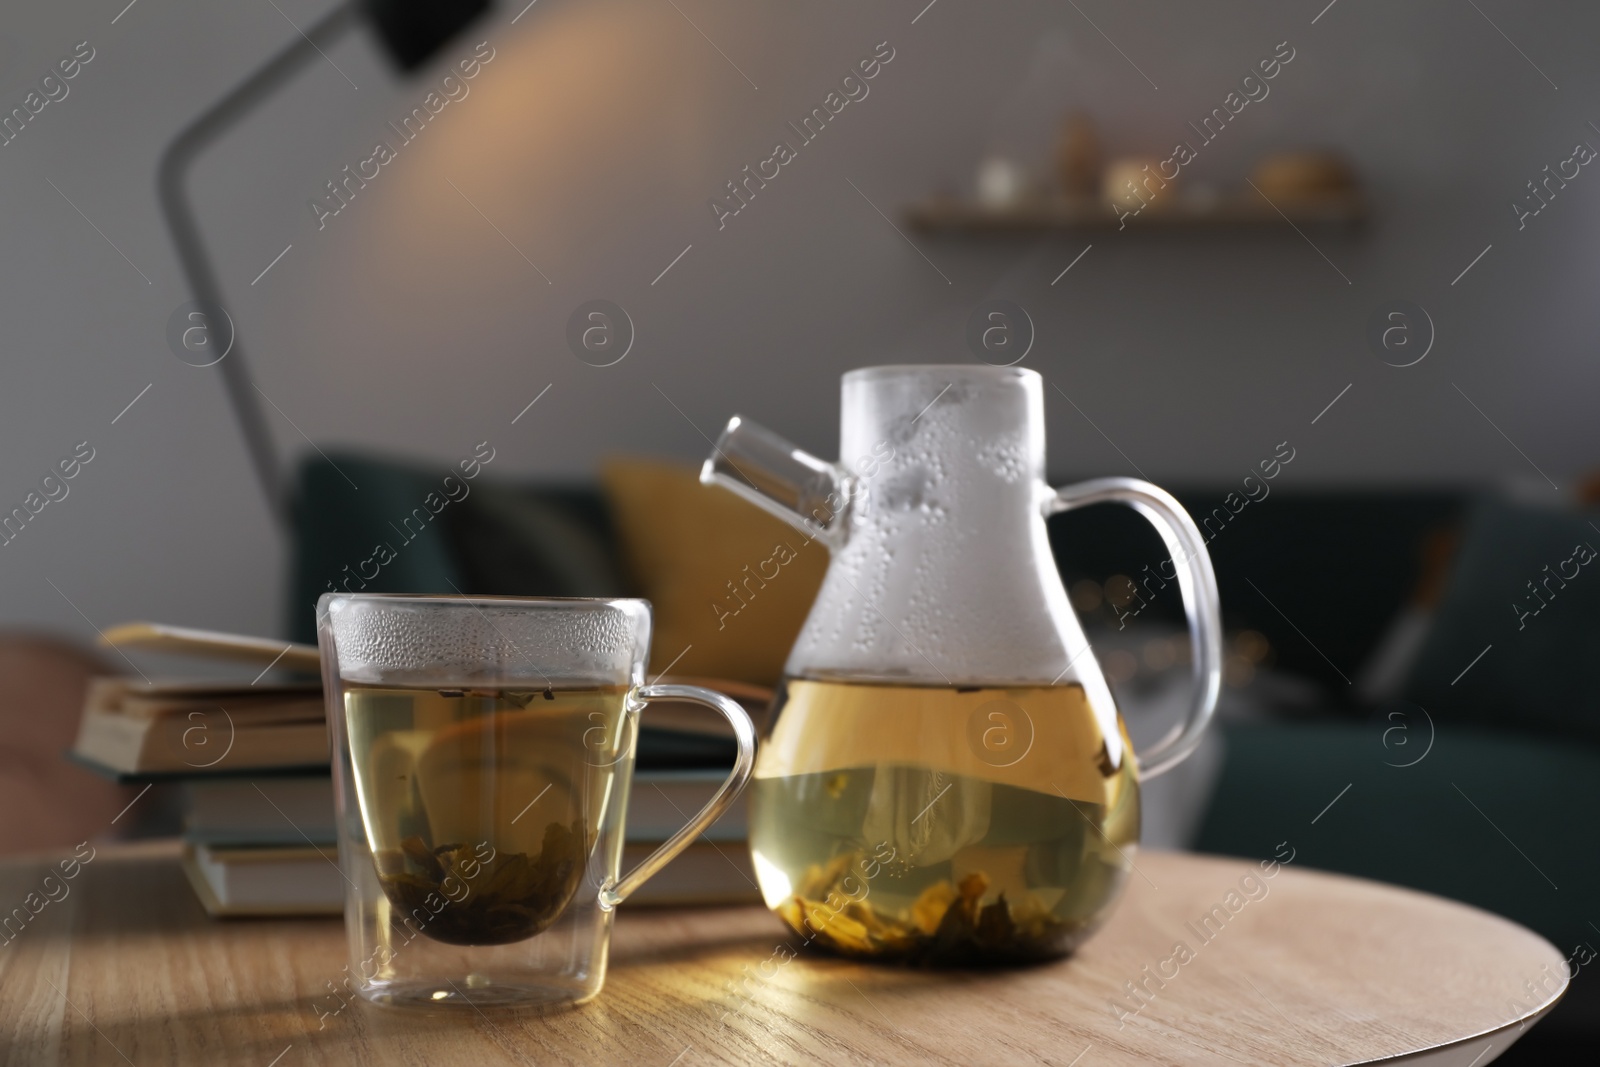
[614,840,759,906]
[85,677,322,719]
[70,678,760,779]
[181,838,759,918]
[623,768,747,842]
[73,707,330,775]
[633,676,774,737]
[77,622,765,912]
[96,621,772,734]
[177,768,752,915]
[183,776,338,846]
[98,621,321,674]
[71,677,328,775]
[179,768,744,847]
[71,634,767,777]
[181,843,345,917]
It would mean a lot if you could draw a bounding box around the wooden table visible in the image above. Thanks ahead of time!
[0,842,1563,1066]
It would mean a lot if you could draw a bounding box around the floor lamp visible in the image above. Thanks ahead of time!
[157,0,493,527]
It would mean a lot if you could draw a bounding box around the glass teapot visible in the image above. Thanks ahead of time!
[701,364,1222,965]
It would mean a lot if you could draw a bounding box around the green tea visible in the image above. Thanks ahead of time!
[343,683,631,946]
[750,678,1139,964]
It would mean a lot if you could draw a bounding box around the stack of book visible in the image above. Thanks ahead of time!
[70,623,762,916]
[183,776,344,916]
[73,675,327,775]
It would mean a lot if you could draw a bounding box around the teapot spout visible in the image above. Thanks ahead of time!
[700,416,849,544]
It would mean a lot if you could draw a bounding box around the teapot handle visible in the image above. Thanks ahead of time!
[1045,478,1223,779]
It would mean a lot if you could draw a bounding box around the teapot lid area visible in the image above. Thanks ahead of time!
[842,363,1041,385]
[838,363,1047,476]
[798,360,1077,685]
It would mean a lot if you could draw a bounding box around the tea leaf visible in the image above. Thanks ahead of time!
[778,851,1078,964]
[373,818,590,947]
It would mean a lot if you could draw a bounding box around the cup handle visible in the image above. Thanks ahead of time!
[1046,477,1223,779]
[598,684,758,909]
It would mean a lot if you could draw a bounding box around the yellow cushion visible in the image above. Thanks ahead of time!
[600,457,827,686]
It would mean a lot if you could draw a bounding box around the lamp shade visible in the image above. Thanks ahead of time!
[362,0,494,71]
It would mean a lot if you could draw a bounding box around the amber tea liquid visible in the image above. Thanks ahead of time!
[343,683,631,946]
[750,678,1139,964]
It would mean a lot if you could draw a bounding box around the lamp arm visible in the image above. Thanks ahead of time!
[156,3,359,528]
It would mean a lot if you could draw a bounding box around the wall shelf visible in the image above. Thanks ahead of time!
[904,193,1367,235]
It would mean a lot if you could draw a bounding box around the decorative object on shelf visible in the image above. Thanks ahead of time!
[1104,155,1176,213]
[1250,150,1360,205]
[906,107,1365,234]
[975,155,1031,210]
[1054,110,1102,199]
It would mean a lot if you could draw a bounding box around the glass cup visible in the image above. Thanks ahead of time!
[316,594,755,1010]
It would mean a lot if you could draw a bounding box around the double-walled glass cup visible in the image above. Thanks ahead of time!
[316,594,755,1010]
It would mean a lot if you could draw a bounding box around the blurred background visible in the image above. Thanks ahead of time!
[3,0,1597,635]
[2,0,1598,1058]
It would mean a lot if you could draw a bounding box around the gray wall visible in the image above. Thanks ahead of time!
[1,0,1596,641]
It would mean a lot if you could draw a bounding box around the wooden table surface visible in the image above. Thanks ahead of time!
[0,841,1564,1066]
